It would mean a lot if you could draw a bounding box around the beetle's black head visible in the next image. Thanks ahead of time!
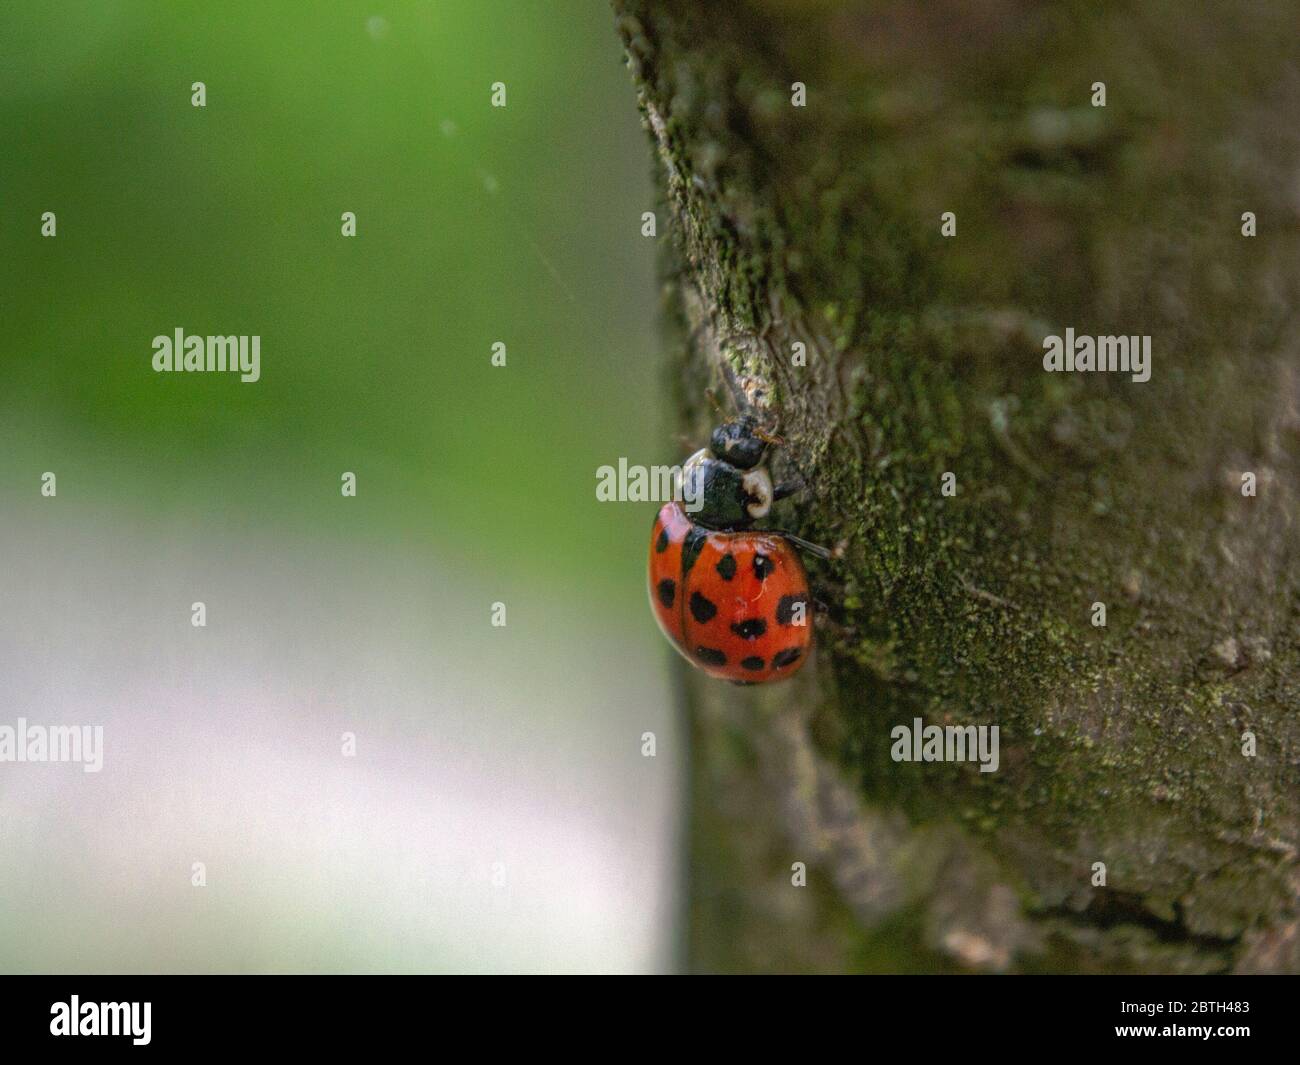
[709,416,767,470]
[680,416,776,530]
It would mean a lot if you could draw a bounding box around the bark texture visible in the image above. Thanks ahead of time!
[615,0,1300,972]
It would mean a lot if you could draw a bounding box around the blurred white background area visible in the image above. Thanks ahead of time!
[0,503,681,972]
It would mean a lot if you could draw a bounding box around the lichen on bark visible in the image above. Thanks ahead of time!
[615,0,1300,972]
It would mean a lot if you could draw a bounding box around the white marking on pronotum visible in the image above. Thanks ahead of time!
[742,467,773,519]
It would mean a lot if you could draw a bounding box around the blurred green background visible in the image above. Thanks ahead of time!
[2,0,661,584]
[0,1,680,972]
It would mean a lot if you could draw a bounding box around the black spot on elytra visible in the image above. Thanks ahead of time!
[694,646,727,667]
[741,656,765,672]
[655,528,669,553]
[690,591,717,624]
[731,618,767,640]
[681,528,707,574]
[657,579,675,608]
[776,595,808,626]
[715,553,737,581]
[752,553,774,580]
[772,647,802,669]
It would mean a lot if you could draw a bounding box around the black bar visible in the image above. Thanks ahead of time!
[0,974,1292,1052]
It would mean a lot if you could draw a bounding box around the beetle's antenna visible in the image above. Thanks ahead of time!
[718,360,752,415]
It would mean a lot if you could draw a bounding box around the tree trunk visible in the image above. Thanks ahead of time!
[614,0,1300,973]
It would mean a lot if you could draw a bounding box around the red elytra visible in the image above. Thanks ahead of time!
[648,501,812,683]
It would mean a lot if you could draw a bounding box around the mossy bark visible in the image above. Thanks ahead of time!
[615,0,1300,972]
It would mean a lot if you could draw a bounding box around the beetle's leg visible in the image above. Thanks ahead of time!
[773,476,805,501]
[752,527,833,560]
[809,598,856,640]
[782,531,832,560]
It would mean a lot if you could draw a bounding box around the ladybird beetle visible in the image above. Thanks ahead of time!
[648,414,826,683]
